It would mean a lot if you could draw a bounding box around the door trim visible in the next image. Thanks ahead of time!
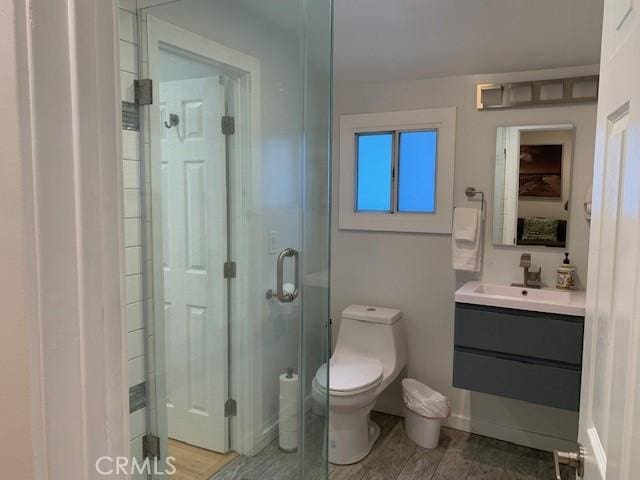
[8,0,129,477]
[144,15,263,457]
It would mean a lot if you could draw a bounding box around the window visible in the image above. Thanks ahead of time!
[355,130,438,214]
[339,108,456,233]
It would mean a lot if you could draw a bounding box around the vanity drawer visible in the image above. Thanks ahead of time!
[455,303,584,365]
[453,350,581,411]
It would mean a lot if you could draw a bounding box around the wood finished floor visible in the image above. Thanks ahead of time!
[210,411,572,480]
[168,439,238,480]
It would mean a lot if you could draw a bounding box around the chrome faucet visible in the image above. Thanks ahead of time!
[520,252,531,275]
[515,253,542,288]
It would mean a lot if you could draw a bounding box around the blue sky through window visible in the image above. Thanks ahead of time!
[356,133,393,211]
[398,130,437,213]
[355,130,437,214]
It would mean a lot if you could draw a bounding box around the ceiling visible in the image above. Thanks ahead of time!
[334,0,604,85]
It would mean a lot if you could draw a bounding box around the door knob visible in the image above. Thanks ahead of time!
[553,444,584,479]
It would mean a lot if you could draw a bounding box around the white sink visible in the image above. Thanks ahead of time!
[455,281,585,316]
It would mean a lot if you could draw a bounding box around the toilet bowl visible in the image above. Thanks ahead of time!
[315,304,406,465]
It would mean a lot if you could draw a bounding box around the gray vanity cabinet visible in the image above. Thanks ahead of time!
[453,303,584,411]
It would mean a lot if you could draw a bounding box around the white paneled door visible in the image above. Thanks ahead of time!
[160,77,229,453]
[578,1,640,479]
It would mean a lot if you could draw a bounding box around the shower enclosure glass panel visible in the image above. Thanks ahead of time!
[137,1,331,479]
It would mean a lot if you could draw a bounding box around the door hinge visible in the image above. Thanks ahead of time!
[225,398,237,417]
[221,115,235,135]
[142,434,160,459]
[224,261,237,279]
[134,79,153,106]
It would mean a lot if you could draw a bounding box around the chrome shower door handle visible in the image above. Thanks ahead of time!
[276,248,299,303]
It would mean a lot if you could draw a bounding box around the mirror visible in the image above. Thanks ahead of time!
[493,124,575,248]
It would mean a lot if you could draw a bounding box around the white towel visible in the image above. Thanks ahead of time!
[452,208,483,272]
[453,207,478,242]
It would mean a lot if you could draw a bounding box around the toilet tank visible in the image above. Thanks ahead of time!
[335,305,407,372]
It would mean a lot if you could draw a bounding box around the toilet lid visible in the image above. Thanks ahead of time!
[315,356,383,393]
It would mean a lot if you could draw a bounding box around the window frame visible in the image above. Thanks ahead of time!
[339,107,457,233]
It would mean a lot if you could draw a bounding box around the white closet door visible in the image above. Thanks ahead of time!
[160,76,229,453]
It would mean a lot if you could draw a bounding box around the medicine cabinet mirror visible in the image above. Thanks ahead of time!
[493,124,575,248]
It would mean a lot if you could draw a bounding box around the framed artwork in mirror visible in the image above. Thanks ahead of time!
[519,144,563,198]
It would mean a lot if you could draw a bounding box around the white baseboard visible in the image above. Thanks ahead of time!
[249,419,278,456]
[444,414,577,452]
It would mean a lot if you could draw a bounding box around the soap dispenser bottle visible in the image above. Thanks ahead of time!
[556,253,577,290]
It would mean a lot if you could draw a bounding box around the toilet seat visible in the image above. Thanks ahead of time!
[315,356,383,396]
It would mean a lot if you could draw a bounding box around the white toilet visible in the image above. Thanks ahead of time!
[312,304,407,465]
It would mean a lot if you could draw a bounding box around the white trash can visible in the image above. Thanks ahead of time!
[402,378,451,449]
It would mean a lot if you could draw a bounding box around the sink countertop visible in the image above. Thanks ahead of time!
[455,281,586,317]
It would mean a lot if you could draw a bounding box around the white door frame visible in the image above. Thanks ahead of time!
[144,15,263,457]
[6,0,129,478]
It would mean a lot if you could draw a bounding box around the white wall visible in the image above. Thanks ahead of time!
[331,65,598,451]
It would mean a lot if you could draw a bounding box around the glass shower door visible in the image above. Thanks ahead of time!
[136,1,332,479]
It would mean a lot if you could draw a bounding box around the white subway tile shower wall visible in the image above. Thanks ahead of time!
[119,2,147,476]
